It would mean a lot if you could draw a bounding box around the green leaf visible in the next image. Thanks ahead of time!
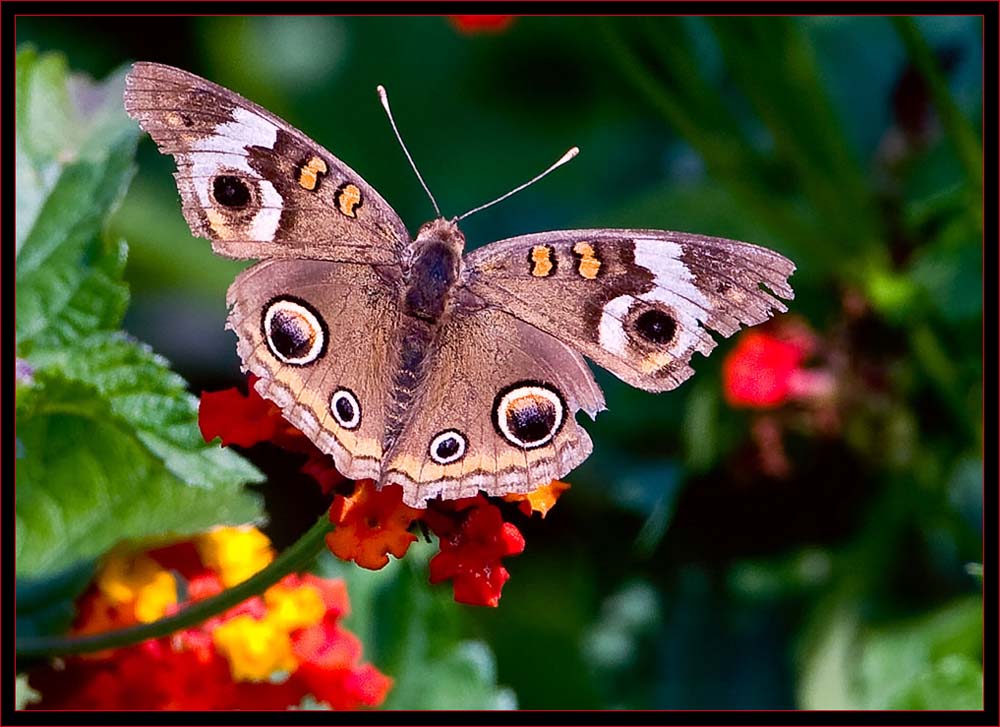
[317,547,517,709]
[16,674,42,710]
[27,334,262,490]
[16,48,138,349]
[797,599,864,709]
[16,365,262,578]
[892,654,983,710]
[798,594,983,709]
[857,596,983,709]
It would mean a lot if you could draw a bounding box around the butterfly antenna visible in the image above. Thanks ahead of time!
[456,147,579,222]
[377,85,442,218]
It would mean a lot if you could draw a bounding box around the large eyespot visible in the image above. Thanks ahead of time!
[330,388,361,430]
[261,296,327,365]
[429,430,467,465]
[212,174,252,208]
[493,382,566,450]
[634,308,677,345]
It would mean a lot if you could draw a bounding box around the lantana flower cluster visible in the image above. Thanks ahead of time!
[200,376,569,607]
[26,526,391,710]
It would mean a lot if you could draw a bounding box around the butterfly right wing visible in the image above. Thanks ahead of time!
[124,62,410,264]
[462,229,795,393]
[226,260,403,480]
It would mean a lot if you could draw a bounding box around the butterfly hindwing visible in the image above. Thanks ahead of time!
[226,260,403,480]
[381,307,605,508]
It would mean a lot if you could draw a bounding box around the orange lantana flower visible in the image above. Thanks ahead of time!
[326,480,422,569]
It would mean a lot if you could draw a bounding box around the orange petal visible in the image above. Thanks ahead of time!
[504,480,571,518]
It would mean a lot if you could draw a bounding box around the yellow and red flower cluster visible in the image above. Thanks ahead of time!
[199,377,569,608]
[26,527,391,710]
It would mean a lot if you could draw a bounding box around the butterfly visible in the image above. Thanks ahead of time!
[123,62,795,508]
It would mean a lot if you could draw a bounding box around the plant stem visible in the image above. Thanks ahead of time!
[16,515,333,659]
[891,17,983,195]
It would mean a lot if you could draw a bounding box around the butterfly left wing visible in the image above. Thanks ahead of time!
[461,229,795,392]
[124,62,409,264]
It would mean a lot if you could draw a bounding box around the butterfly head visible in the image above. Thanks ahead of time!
[414,217,466,256]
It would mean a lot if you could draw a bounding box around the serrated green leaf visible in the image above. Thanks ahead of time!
[16,48,138,348]
[16,369,262,578]
[26,333,261,491]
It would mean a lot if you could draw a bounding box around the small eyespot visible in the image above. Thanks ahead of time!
[213,175,251,208]
[493,382,566,450]
[262,297,327,365]
[429,430,467,465]
[634,308,677,345]
[330,389,361,430]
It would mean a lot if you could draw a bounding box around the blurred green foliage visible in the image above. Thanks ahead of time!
[16,15,983,710]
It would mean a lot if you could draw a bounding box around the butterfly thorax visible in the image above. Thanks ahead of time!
[384,218,466,450]
[402,218,466,323]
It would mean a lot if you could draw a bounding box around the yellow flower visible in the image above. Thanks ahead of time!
[97,550,177,623]
[196,526,275,587]
[264,583,326,632]
[212,614,298,681]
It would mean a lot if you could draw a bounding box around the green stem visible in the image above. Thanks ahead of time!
[598,18,827,266]
[891,17,983,194]
[16,515,334,659]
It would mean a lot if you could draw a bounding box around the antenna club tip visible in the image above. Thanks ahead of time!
[557,147,580,166]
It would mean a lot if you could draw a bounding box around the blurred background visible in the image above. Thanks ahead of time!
[18,15,984,709]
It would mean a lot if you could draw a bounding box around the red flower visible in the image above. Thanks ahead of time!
[326,480,422,570]
[448,15,515,34]
[722,330,810,408]
[198,376,344,494]
[426,497,526,607]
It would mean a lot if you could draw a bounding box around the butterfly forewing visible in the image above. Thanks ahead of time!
[123,62,410,264]
[461,229,795,393]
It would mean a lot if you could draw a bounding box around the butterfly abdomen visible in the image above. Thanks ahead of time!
[384,220,466,453]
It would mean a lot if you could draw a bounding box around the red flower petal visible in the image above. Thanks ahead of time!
[504,480,571,518]
[448,15,515,34]
[199,375,317,451]
[722,330,809,408]
[198,377,283,448]
[426,499,525,607]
